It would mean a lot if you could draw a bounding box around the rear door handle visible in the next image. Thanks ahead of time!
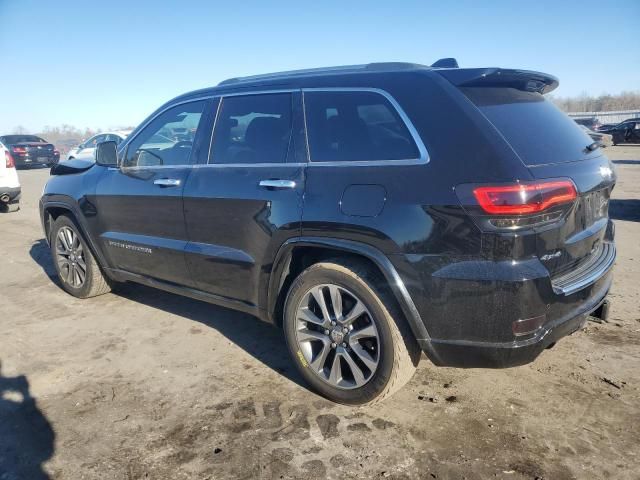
[154,178,181,187]
[259,179,296,189]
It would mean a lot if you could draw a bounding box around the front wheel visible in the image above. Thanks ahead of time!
[283,259,420,405]
[50,215,111,298]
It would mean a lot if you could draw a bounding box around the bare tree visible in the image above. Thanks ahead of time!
[550,91,640,112]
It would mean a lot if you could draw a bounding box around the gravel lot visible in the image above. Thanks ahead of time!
[1,146,639,480]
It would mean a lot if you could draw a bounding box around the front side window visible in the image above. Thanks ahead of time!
[304,90,420,162]
[123,101,205,167]
[210,93,293,164]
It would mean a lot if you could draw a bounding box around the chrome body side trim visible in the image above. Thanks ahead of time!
[118,87,430,169]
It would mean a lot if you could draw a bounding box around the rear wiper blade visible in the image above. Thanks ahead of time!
[586,141,602,152]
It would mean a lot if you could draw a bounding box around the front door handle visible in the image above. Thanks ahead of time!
[154,178,181,187]
[259,179,296,189]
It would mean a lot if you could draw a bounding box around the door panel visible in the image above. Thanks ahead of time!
[93,99,214,285]
[183,165,305,306]
[95,166,193,284]
[183,91,306,308]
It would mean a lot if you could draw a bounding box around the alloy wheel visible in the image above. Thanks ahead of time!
[295,284,380,389]
[55,226,87,288]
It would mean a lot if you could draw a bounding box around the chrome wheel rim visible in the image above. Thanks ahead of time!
[295,284,380,390]
[55,226,86,288]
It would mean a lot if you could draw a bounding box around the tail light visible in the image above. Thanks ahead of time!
[456,179,578,231]
[11,146,27,153]
[473,181,577,215]
[5,150,15,168]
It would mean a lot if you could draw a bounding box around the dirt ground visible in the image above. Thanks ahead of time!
[1,146,639,480]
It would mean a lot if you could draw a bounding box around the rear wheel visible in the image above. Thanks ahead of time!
[0,203,19,213]
[50,215,111,298]
[283,259,420,404]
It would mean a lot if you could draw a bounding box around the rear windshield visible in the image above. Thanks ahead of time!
[462,87,599,166]
[1,135,46,144]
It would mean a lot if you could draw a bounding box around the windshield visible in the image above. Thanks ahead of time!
[462,87,599,166]
[1,135,47,144]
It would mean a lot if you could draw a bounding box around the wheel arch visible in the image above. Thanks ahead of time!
[42,200,112,276]
[267,237,436,359]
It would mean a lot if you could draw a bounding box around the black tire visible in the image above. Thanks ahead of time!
[0,203,19,213]
[283,259,421,405]
[50,214,111,298]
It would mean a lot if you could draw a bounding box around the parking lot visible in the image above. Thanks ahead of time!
[1,146,638,479]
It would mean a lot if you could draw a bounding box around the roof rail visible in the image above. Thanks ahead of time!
[218,62,429,86]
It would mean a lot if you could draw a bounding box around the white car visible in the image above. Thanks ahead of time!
[0,141,21,212]
[67,130,132,161]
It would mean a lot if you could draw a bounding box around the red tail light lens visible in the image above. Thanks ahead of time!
[5,151,15,168]
[473,180,577,215]
[11,146,26,154]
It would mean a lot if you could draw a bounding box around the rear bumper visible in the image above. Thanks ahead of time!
[14,155,56,167]
[392,240,615,368]
[419,269,611,367]
[0,186,21,203]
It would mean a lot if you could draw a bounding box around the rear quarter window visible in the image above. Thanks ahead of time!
[304,90,420,162]
[462,87,599,166]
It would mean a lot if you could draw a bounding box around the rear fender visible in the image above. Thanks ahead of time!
[268,237,440,363]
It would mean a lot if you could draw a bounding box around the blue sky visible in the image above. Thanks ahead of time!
[1,0,638,132]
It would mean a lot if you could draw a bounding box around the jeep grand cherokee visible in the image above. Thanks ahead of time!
[40,60,616,404]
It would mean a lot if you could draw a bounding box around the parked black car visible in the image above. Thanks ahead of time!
[0,135,60,168]
[598,118,640,145]
[39,61,616,404]
[573,116,600,131]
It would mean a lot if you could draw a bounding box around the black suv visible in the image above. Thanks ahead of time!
[40,61,616,404]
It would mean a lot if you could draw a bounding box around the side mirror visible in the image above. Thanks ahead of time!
[95,141,118,166]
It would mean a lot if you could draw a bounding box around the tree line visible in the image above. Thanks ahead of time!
[549,91,640,113]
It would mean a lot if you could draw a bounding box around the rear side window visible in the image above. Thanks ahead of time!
[462,87,598,166]
[210,93,293,164]
[304,90,420,162]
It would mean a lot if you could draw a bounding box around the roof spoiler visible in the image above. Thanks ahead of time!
[437,68,559,94]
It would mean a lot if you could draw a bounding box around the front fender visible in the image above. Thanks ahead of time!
[40,196,112,277]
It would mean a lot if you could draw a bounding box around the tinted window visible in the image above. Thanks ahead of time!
[210,93,293,164]
[1,135,46,144]
[462,87,599,166]
[85,135,105,148]
[304,91,420,162]
[123,101,205,167]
